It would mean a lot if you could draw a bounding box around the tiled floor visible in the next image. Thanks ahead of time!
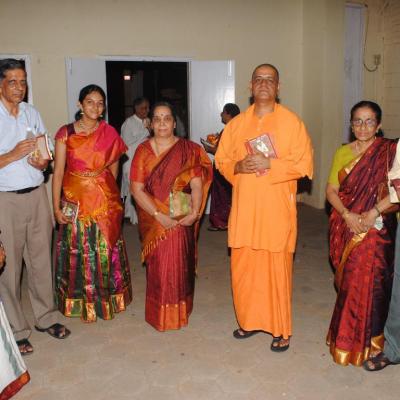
[13,205,400,399]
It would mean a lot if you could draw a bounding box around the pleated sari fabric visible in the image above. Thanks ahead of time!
[328,137,397,366]
[55,121,132,322]
[131,139,212,331]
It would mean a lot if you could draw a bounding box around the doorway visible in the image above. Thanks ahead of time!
[65,57,235,145]
[105,61,188,135]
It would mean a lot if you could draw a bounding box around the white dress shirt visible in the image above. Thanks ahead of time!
[0,101,47,191]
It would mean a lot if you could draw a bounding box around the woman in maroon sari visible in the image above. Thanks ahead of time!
[202,103,240,231]
[131,102,212,331]
[326,101,397,366]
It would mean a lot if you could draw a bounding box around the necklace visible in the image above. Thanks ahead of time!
[79,119,99,134]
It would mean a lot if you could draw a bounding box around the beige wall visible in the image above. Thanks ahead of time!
[301,0,345,208]
[383,0,400,139]
[352,0,400,139]
[0,0,347,208]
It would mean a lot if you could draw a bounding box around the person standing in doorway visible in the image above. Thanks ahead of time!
[203,103,240,231]
[121,97,150,224]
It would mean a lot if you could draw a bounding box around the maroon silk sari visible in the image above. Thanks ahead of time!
[209,131,232,229]
[328,137,397,366]
[132,139,212,331]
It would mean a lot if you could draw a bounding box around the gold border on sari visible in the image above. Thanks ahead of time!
[327,331,385,367]
[60,286,132,323]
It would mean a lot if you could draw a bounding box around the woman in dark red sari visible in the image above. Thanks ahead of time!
[326,101,397,366]
[131,102,212,331]
[202,103,240,231]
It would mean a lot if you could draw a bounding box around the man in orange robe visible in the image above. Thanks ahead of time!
[215,64,313,351]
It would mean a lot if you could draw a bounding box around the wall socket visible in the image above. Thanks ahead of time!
[373,54,381,66]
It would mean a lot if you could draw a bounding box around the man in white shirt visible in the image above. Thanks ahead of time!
[0,59,70,356]
[121,97,150,224]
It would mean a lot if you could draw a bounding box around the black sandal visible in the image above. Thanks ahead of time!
[35,323,71,339]
[16,338,34,356]
[270,336,290,352]
[363,352,396,372]
[233,328,260,339]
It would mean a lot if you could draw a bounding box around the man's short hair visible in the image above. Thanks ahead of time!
[252,63,280,81]
[0,59,26,83]
[223,103,241,118]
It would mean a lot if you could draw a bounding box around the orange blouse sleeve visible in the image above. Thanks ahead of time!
[130,143,148,183]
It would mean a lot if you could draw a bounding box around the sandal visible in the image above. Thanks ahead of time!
[233,328,260,339]
[16,338,34,356]
[363,352,396,372]
[270,336,290,352]
[35,323,71,339]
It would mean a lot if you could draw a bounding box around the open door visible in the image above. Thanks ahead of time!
[190,60,235,212]
[189,60,235,144]
[65,58,107,122]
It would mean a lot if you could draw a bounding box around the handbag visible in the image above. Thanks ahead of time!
[169,191,192,219]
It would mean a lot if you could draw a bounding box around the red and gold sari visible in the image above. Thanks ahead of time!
[55,121,132,322]
[328,137,397,366]
[131,139,212,331]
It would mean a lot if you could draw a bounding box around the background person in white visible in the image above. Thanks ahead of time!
[121,97,150,224]
[0,59,70,356]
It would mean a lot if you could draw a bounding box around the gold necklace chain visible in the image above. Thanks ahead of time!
[79,119,99,134]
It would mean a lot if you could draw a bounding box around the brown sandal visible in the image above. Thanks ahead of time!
[270,336,290,352]
[363,352,396,372]
[16,338,34,356]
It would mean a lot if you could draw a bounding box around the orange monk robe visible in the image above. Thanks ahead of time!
[215,103,313,339]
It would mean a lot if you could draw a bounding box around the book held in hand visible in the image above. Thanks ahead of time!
[245,133,277,176]
[35,134,53,160]
[61,199,79,222]
[29,134,53,161]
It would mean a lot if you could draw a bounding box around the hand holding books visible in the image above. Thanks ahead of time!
[27,131,53,171]
[54,200,79,224]
[235,134,277,176]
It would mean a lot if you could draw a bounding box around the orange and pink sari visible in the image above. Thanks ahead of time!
[131,139,212,331]
[55,121,132,322]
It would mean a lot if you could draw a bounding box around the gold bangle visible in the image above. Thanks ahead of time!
[152,210,159,217]
[342,208,349,218]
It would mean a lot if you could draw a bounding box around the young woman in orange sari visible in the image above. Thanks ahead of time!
[52,85,132,323]
[131,102,212,331]
[326,101,397,366]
